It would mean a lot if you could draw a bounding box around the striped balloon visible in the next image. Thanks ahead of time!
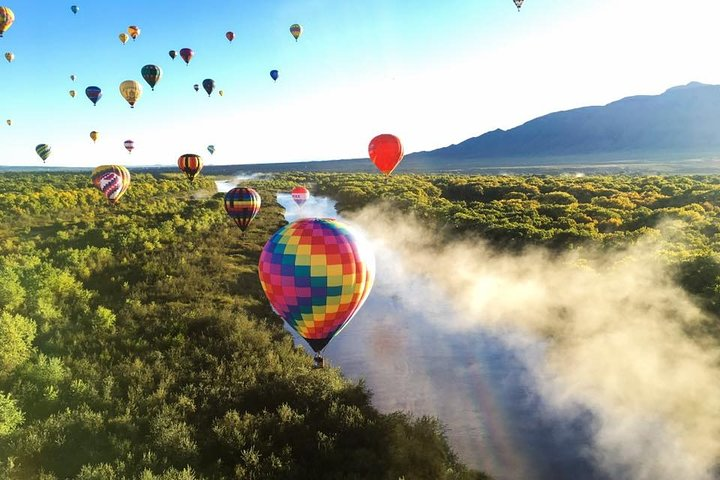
[35,144,51,163]
[123,140,134,154]
[177,153,203,182]
[141,64,162,91]
[85,86,102,106]
[291,186,310,207]
[224,187,261,232]
[258,218,375,353]
[0,7,15,38]
[289,23,302,41]
[91,165,131,205]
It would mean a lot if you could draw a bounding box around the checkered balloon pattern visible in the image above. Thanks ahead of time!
[258,218,375,353]
[224,187,261,232]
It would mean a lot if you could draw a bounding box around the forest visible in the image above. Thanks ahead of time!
[0,172,485,480]
[2,170,720,479]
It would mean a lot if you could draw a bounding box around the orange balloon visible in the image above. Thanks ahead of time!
[368,134,404,175]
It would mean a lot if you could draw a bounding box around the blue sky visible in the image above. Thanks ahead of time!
[0,0,717,167]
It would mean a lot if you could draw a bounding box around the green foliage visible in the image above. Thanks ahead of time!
[0,392,24,436]
[0,313,36,377]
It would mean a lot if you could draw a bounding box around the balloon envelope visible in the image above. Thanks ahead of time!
[5,119,10,126]
[291,186,310,207]
[219,90,224,96]
[70,74,76,81]
[71,5,79,14]
[179,48,193,65]
[91,165,131,205]
[141,64,162,91]
[85,86,102,106]
[207,145,215,155]
[225,31,235,42]
[168,50,177,60]
[35,144,51,163]
[258,218,375,353]
[4,52,13,62]
[119,33,128,44]
[69,89,76,98]
[127,25,140,40]
[202,78,215,96]
[224,187,261,232]
[177,154,203,182]
[368,134,404,175]
[0,7,15,37]
[193,84,199,92]
[514,0,523,10]
[270,69,279,81]
[289,23,302,41]
[90,131,98,143]
[119,80,142,108]
[123,140,134,153]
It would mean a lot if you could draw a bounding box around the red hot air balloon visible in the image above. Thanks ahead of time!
[291,186,310,207]
[258,218,375,362]
[179,48,194,66]
[177,153,203,182]
[225,31,235,42]
[123,140,134,154]
[224,187,261,232]
[368,134,404,175]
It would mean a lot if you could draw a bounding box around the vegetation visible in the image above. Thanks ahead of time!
[0,172,485,480]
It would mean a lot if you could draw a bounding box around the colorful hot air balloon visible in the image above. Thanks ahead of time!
[513,0,524,11]
[207,145,215,155]
[270,69,279,82]
[90,131,99,143]
[225,31,235,42]
[291,186,310,207]
[119,33,129,44]
[91,165,131,205]
[224,187,261,232]
[123,140,134,153]
[0,7,15,38]
[168,50,177,60]
[202,78,215,97]
[368,134,404,175]
[141,64,162,91]
[179,48,193,65]
[70,5,79,14]
[35,144,51,163]
[119,80,142,108]
[258,218,375,357]
[177,154,203,182]
[127,25,140,40]
[70,74,76,81]
[4,52,13,62]
[85,86,102,106]
[193,84,199,92]
[69,89,76,98]
[289,24,302,41]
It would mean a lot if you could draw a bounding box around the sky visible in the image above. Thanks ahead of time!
[0,0,719,167]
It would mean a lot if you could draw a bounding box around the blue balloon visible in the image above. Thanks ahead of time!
[71,5,79,14]
[85,86,102,106]
[270,69,279,82]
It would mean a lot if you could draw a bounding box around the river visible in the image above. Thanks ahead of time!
[273,192,605,480]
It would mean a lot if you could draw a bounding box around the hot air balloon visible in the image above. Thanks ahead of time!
[4,52,13,62]
[513,0,523,11]
[177,154,203,182]
[219,90,224,96]
[202,79,215,97]
[141,64,162,91]
[5,119,10,126]
[119,33,129,44]
[119,80,142,108]
[91,165,131,205]
[69,89,76,98]
[123,140,134,154]
[168,50,177,60]
[179,48,193,65]
[193,84,199,92]
[70,5,79,14]
[207,145,215,155]
[258,218,375,364]
[35,144,51,163]
[224,187,261,232]
[225,31,235,42]
[289,24,302,41]
[70,74,76,81]
[85,86,102,106]
[368,134,404,175]
[90,131,99,143]
[127,25,140,40]
[0,7,15,38]
[291,186,310,207]
[270,70,279,82]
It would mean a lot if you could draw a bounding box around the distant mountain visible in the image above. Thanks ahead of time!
[405,82,720,167]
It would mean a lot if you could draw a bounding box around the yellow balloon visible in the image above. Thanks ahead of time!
[0,7,15,38]
[6,119,11,126]
[4,51,13,62]
[127,25,140,40]
[119,80,143,108]
[69,89,76,98]
[119,33,129,44]
[219,90,224,96]
[90,131,99,143]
